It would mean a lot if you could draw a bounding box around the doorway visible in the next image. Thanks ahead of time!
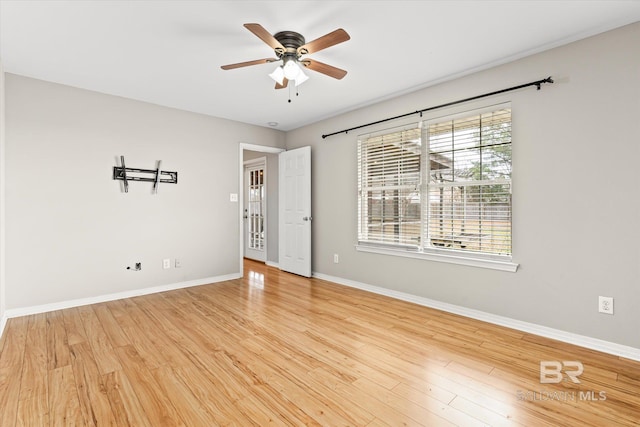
[243,158,266,262]
[238,144,285,276]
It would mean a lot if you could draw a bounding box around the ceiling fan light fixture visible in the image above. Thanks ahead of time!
[268,65,285,85]
[294,69,309,86]
[283,58,302,80]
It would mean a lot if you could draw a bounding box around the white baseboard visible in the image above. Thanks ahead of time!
[265,261,280,269]
[312,272,640,362]
[0,313,7,342]
[3,273,241,320]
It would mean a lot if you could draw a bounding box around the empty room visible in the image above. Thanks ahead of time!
[1,1,639,426]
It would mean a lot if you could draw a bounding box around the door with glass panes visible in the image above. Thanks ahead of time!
[244,160,266,261]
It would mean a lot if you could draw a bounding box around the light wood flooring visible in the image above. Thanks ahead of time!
[1,259,639,426]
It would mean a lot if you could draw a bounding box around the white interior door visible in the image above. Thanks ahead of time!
[279,146,311,277]
[244,160,266,262]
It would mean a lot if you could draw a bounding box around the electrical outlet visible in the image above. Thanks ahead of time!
[333,253,339,263]
[598,296,614,314]
[175,258,182,268]
[163,258,171,269]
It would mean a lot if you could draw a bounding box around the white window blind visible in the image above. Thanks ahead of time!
[358,126,422,247]
[357,106,512,260]
[426,108,512,256]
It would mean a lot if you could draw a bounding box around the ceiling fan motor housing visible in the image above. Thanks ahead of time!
[273,31,306,57]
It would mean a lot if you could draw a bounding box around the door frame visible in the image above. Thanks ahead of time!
[238,143,285,277]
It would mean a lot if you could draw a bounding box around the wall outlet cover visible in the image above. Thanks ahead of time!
[598,296,614,314]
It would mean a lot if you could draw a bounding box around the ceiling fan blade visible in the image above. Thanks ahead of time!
[275,78,289,90]
[297,28,350,55]
[244,23,285,53]
[221,58,278,70]
[302,59,347,80]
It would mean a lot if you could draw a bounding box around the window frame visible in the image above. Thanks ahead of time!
[356,103,518,272]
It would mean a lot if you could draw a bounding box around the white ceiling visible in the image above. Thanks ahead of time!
[1,1,639,131]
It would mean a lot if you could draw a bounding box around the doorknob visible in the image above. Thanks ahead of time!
[303,216,312,221]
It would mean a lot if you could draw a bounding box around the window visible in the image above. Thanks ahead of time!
[357,105,515,270]
[357,126,422,247]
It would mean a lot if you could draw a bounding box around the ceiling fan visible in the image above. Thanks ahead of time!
[221,23,350,90]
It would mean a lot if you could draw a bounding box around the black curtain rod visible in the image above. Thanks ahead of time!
[321,76,554,139]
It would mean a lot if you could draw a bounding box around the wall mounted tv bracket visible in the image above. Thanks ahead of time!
[113,156,178,193]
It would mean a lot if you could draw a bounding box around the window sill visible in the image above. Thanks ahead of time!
[355,244,519,272]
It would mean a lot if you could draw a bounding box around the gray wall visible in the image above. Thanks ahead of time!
[243,149,279,264]
[285,23,640,348]
[4,74,285,309]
